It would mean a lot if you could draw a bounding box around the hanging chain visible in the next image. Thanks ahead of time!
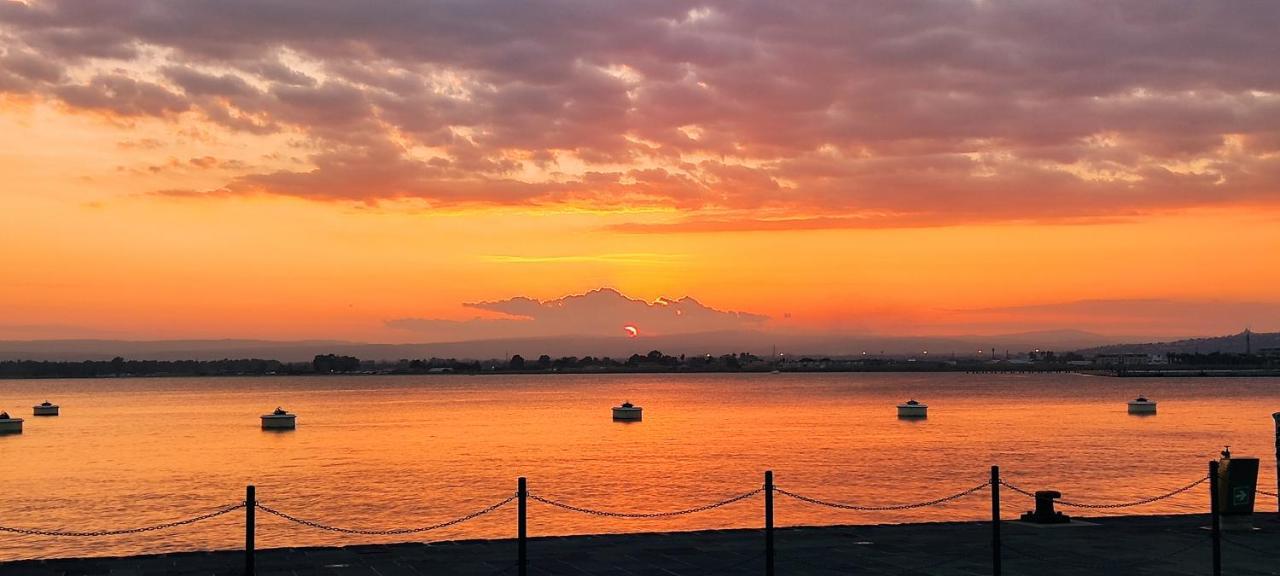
[0,503,244,537]
[254,494,516,535]
[0,472,1249,538]
[1001,476,1208,509]
[999,481,1038,498]
[772,481,989,511]
[528,489,763,518]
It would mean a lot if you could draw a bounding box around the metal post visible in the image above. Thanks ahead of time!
[765,470,775,576]
[1273,412,1279,513]
[245,485,255,576]
[1210,460,1221,576]
[518,477,527,576]
[991,466,1001,576]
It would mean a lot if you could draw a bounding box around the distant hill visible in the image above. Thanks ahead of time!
[0,329,1121,362]
[1078,331,1280,356]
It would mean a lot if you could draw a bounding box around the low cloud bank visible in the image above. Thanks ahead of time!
[386,288,768,341]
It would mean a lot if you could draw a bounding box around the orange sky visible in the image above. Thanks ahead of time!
[3,1,1280,342]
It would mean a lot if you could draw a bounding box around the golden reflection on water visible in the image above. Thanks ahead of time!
[0,372,1277,560]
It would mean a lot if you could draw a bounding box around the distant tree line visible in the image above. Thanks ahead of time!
[311,354,362,373]
[501,350,762,371]
[12,348,1271,380]
[1166,352,1276,366]
[0,351,772,379]
[0,357,292,379]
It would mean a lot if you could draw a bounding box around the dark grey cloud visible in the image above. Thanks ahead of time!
[0,47,60,82]
[3,0,1280,223]
[52,73,189,117]
[162,66,256,97]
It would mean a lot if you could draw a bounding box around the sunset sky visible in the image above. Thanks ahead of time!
[3,1,1280,343]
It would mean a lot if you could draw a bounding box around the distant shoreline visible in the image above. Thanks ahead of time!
[4,365,1280,380]
[1109,369,1280,377]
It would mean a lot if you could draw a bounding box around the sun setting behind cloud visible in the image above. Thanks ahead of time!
[4,5,1280,571]
[385,288,767,342]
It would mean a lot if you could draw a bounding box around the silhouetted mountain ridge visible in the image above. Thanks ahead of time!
[1078,331,1280,356]
[0,329,1121,362]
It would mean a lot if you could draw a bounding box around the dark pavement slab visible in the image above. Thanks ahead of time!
[3,514,1278,575]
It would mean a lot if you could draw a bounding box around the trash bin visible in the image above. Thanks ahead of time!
[1217,453,1259,531]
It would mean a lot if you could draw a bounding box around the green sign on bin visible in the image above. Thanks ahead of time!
[1218,457,1259,515]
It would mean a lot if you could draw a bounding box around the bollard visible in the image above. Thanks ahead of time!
[245,485,255,576]
[1210,461,1221,576]
[518,477,527,576]
[991,466,1001,576]
[764,470,774,576]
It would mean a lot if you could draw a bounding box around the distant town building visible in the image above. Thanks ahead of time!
[1093,353,1151,367]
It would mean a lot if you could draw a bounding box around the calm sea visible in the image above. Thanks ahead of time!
[1,372,1276,560]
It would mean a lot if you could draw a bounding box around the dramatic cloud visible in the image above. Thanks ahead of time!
[386,288,768,341]
[4,1,1280,225]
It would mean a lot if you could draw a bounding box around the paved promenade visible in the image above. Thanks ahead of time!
[3,513,1278,575]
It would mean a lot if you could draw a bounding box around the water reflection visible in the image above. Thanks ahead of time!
[0,372,1275,561]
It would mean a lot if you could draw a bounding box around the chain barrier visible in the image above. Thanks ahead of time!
[997,481,1037,499]
[255,494,516,535]
[1000,476,1208,509]
[528,488,762,518]
[772,481,989,511]
[1258,488,1278,498]
[0,472,1254,543]
[0,502,244,537]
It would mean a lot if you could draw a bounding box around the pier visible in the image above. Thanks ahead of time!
[2,513,1278,575]
[2,465,1278,575]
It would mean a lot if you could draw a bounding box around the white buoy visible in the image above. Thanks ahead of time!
[1127,396,1157,414]
[261,407,297,429]
[612,401,643,421]
[33,401,59,416]
[897,399,928,418]
[0,411,23,434]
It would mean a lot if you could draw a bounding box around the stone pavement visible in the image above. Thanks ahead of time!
[3,514,1278,575]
